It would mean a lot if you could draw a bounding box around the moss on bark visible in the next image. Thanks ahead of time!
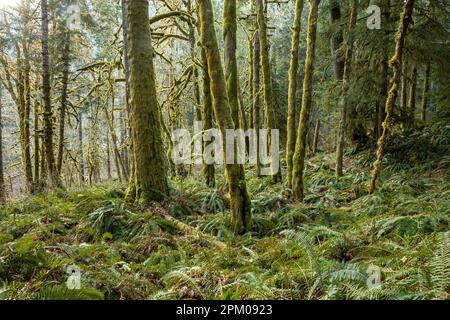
[126,0,169,204]
[368,0,415,194]
[292,0,320,201]
[286,0,304,189]
[198,0,251,234]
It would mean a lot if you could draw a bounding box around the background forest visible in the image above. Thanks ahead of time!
[0,0,449,300]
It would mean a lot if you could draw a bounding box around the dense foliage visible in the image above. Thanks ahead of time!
[1,122,448,299]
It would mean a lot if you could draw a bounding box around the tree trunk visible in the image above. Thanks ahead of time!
[33,89,40,187]
[200,47,215,188]
[121,0,131,179]
[187,0,202,124]
[329,1,344,80]
[106,130,112,180]
[126,0,168,204]
[312,118,320,154]
[408,66,417,123]
[377,0,390,139]
[252,31,262,177]
[248,34,254,130]
[223,0,241,130]
[286,0,304,189]
[78,109,85,185]
[400,59,408,127]
[41,0,59,188]
[421,63,431,122]
[292,0,320,201]
[335,0,358,177]
[16,44,33,192]
[57,32,70,176]
[368,0,415,194]
[255,0,281,182]
[198,0,251,234]
[0,86,5,204]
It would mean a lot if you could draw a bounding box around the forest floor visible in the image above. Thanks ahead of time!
[0,121,449,300]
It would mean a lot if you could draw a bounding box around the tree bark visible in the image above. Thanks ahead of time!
[78,109,85,185]
[200,47,215,187]
[252,31,261,177]
[126,0,168,204]
[377,0,390,139]
[41,0,59,188]
[57,32,70,176]
[0,86,5,204]
[292,0,320,201]
[368,0,415,194]
[408,66,417,123]
[421,63,431,122]
[335,0,358,177]
[286,0,304,189]
[312,118,320,154]
[255,0,281,182]
[198,0,251,234]
[329,1,344,80]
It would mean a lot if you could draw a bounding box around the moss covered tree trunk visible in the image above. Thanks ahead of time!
[223,0,240,129]
[378,0,391,138]
[329,1,344,80]
[312,118,320,154]
[17,45,34,192]
[187,0,202,124]
[57,32,70,176]
[248,34,254,130]
[400,59,408,127]
[223,0,252,229]
[335,0,357,177]
[408,66,417,124]
[421,63,431,122]
[198,0,251,234]
[78,109,85,185]
[255,0,281,182]
[0,86,5,204]
[200,47,215,187]
[121,0,132,179]
[291,0,320,201]
[368,0,415,194]
[125,0,168,204]
[286,0,304,189]
[252,31,262,177]
[41,0,59,188]
[33,86,40,187]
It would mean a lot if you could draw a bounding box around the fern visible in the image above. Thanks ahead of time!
[32,285,104,300]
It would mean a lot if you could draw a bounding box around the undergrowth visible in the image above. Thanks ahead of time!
[0,123,449,300]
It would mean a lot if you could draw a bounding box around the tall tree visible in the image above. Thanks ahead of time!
[368,0,415,194]
[292,0,320,201]
[125,0,168,204]
[41,0,59,187]
[223,0,240,131]
[408,66,417,123]
[198,0,251,234]
[201,47,215,187]
[329,1,344,80]
[56,32,70,176]
[0,86,5,204]
[252,30,261,177]
[375,0,391,139]
[78,109,85,185]
[286,0,304,189]
[335,0,358,177]
[33,78,40,187]
[421,63,431,122]
[255,0,281,182]
[0,21,34,192]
